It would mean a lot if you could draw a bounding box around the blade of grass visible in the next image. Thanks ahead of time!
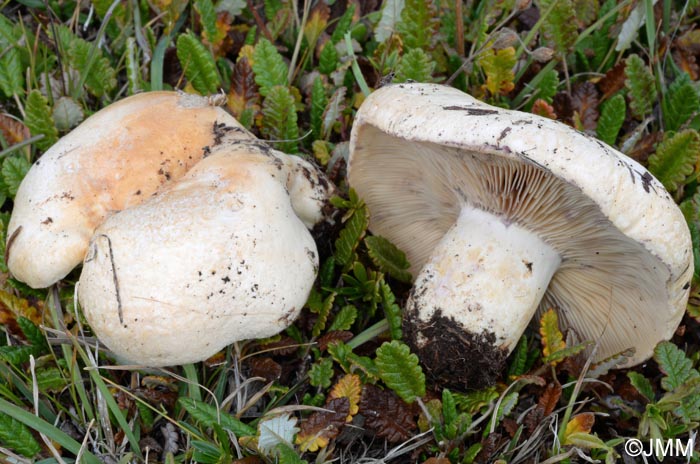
[183,363,203,402]
[0,398,102,464]
[344,31,370,97]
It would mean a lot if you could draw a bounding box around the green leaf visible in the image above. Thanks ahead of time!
[318,41,339,75]
[309,357,334,388]
[396,0,438,50]
[680,193,700,282]
[395,47,436,83]
[543,342,590,365]
[533,68,559,104]
[194,0,219,46]
[507,335,529,378]
[625,54,657,119]
[52,96,84,132]
[663,73,700,132]
[628,371,655,401]
[2,156,31,197]
[330,5,356,44]
[311,292,335,337]
[0,412,42,457]
[335,205,369,266]
[24,90,58,152]
[328,304,358,331]
[539,308,566,364]
[276,443,309,464]
[374,0,405,43]
[380,280,402,340]
[596,94,626,146]
[261,85,299,153]
[442,389,457,426]
[648,129,700,192]
[375,340,425,403]
[36,367,67,392]
[177,398,256,436]
[17,316,47,351]
[536,0,578,54]
[365,235,412,283]
[176,33,220,94]
[494,392,519,423]
[310,77,328,140]
[0,47,24,98]
[252,38,288,96]
[56,26,116,97]
[0,345,36,365]
[453,387,499,414]
[477,46,516,96]
[654,341,700,392]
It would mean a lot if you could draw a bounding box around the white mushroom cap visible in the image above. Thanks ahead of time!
[7,91,253,288]
[348,83,692,387]
[78,140,335,366]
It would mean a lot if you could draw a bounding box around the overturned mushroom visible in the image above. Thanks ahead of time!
[348,83,692,389]
[7,91,252,288]
[78,139,334,366]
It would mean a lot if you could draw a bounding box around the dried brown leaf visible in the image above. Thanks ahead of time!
[423,458,451,464]
[227,57,260,119]
[474,433,504,464]
[598,61,627,100]
[0,114,30,146]
[552,92,574,125]
[571,81,599,131]
[248,357,282,382]
[296,397,350,452]
[538,382,562,416]
[318,330,354,351]
[531,99,557,119]
[259,336,298,356]
[359,384,417,443]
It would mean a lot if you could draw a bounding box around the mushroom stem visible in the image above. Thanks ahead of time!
[404,205,560,388]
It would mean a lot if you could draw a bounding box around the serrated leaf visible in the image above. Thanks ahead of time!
[0,47,24,98]
[588,348,635,379]
[539,308,566,364]
[628,371,655,402]
[442,389,457,426]
[0,289,42,325]
[318,41,339,75]
[328,305,357,331]
[477,46,516,96]
[533,68,559,104]
[654,341,700,392]
[375,340,425,403]
[17,317,46,351]
[335,205,369,266]
[258,414,299,456]
[252,38,288,96]
[177,398,255,436]
[309,357,334,388]
[311,292,335,337]
[0,412,41,457]
[365,235,412,283]
[536,0,578,54]
[375,0,405,43]
[227,56,260,120]
[330,5,356,44]
[176,33,220,94]
[663,73,700,132]
[396,0,438,50]
[648,129,700,192]
[304,4,329,51]
[310,77,327,140]
[329,374,362,420]
[295,397,348,452]
[195,0,222,48]
[507,336,529,379]
[321,86,346,139]
[56,26,116,97]
[625,54,657,119]
[543,341,590,365]
[596,94,626,146]
[380,280,402,340]
[24,90,58,152]
[395,47,436,84]
[36,366,67,392]
[2,156,30,197]
[680,194,700,282]
[453,387,499,414]
[261,85,299,153]
[0,345,36,364]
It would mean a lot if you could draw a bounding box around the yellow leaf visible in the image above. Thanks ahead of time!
[295,431,329,452]
[0,289,42,326]
[539,308,566,364]
[237,45,256,66]
[304,4,330,51]
[329,374,361,421]
[564,412,595,444]
[477,46,516,96]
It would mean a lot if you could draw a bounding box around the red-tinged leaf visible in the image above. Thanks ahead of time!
[531,99,557,119]
[571,81,599,131]
[538,382,562,416]
[259,336,298,356]
[0,114,30,146]
[318,330,354,351]
[628,131,663,164]
[552,92,574,125]
[359,384,417,443]
[673,49,700,81]
[295,397,349,452]
[475,433,504,463]
[227,57,260,119]
[248,357,282,382]
[598,61,627,100]
[524,406,544,434]
[677,29,700,54]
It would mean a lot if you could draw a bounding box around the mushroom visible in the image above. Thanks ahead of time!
[7,91,252,289]
[78,138,335,366]
[348,83,692,389]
